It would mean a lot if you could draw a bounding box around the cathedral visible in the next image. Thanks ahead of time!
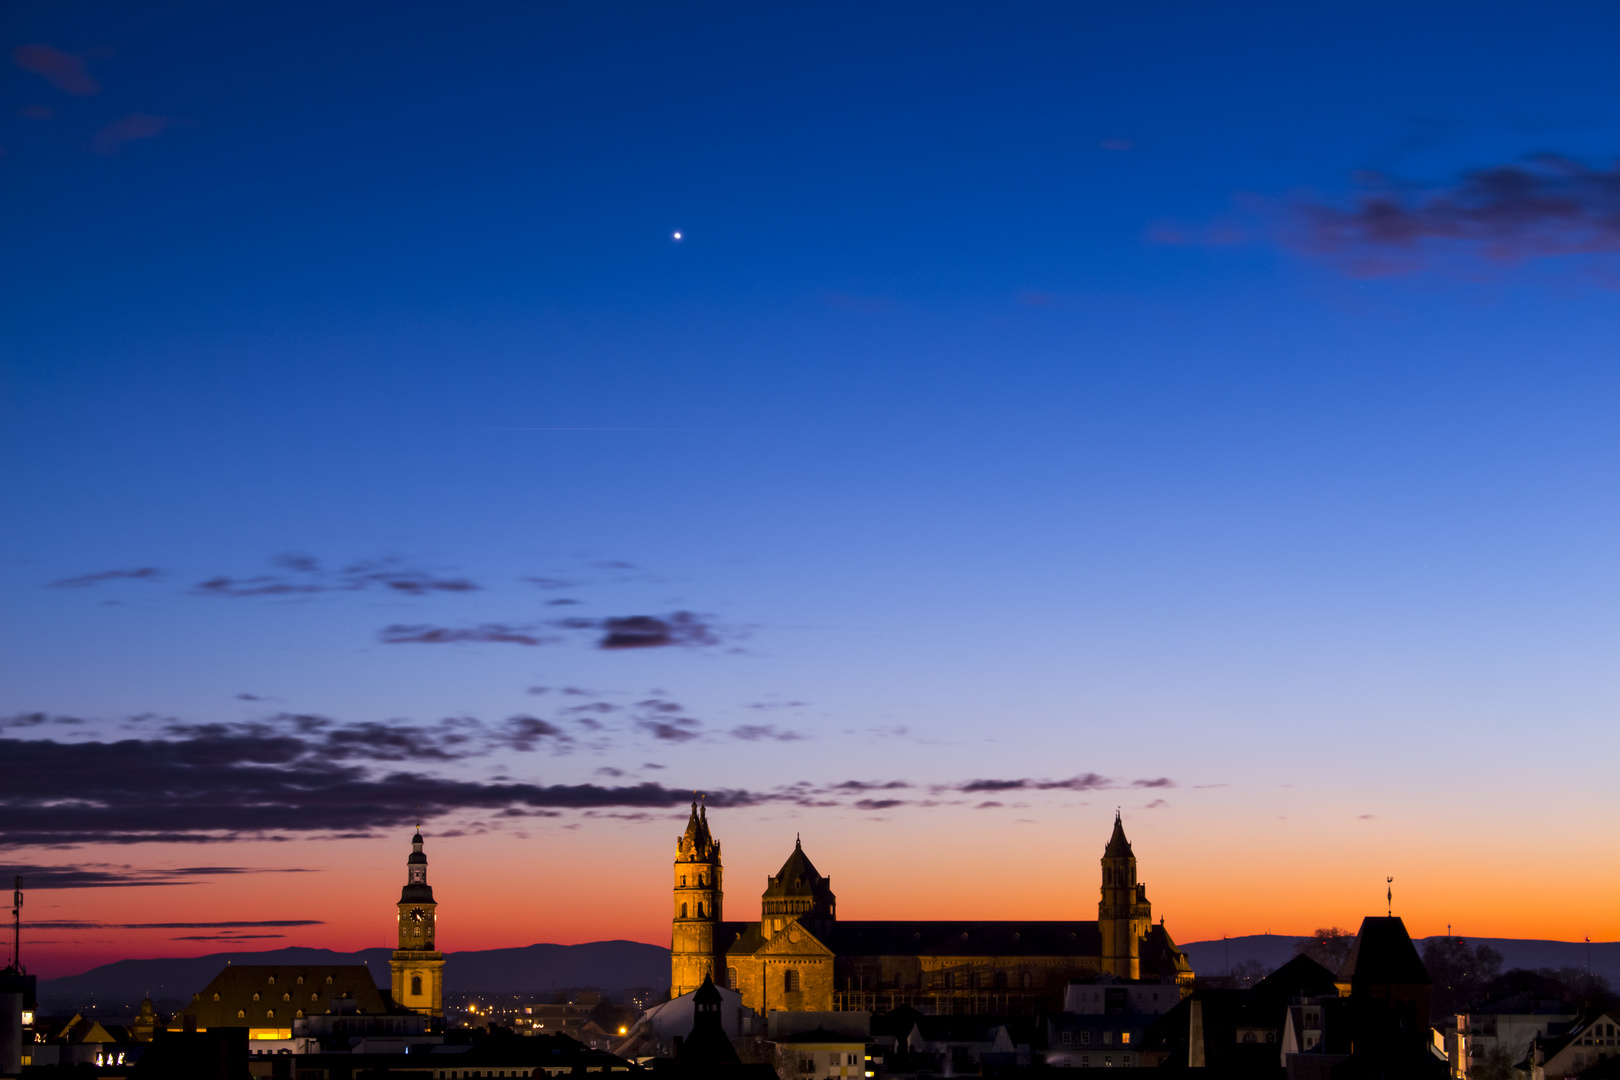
[670,803,1193,1015]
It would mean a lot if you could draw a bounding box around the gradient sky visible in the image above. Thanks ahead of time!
[4,2,1620,980]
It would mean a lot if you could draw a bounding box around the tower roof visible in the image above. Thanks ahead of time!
[680,798,718,855]
[1103,812,1133,858]
[764,837,828,898]
[693,972,723,1007]
[1338,916,1431,986]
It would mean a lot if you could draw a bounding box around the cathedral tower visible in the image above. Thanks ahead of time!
[1098,812,1152,979]
[761,835,835,939]
[389,828,445,1019]
[671,799,723,997]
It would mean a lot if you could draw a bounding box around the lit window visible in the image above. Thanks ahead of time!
[282,993,290,1002]
[1122,1032,1130,1044]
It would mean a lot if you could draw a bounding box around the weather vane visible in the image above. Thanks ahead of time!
[1386,876,1394,917]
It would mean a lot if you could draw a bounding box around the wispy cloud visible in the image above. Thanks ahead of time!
[13,44,100,96]
[27,919,321,930]
[729,724,806,742]
[199,555,478,598]
[49,567,165,589]
[0,863,309,889]
[379,623,553,646]
[90,113,180,155]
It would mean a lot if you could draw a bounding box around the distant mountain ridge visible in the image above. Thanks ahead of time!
[1180,934,1620,987]
[39,935,1619,1013]
[37,941,670,1011]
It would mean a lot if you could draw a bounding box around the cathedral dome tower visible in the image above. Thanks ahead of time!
[761,835,835,938]
[389,827,445,1020]
[671,799,724,997]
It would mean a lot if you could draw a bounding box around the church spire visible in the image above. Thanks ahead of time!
[1104,810,1134,858]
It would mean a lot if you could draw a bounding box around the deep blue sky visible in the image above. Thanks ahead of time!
[3,3,1619,967]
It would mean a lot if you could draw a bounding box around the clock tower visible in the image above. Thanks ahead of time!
[389,827,444,1020]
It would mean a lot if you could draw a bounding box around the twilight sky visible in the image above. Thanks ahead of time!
[3,2,1619,979]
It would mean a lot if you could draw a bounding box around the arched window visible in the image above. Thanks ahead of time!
[237,1010,246,1019]
[1020,972,1033,990]
[295,1010,303,1019]
[267,1009,275,1019]
[784,970,800,993]
[296,976,304,985]
[680,903,688,917]
[411,975,423,996]
[727,967,738,988]
[282,993,290,1002]
[696,902,705,917]
[252,993,261,1002]
[325,977,333,985]
[698,874,705,886]
[268,976,276,985]
[213,993,221,1002]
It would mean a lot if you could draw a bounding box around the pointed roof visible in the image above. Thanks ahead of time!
[1104,812,1134,858]
[681,799,716,854]
[678,973,741,1066]
[693,972,723,1008]
[1338,916,1430,986]
[763,837,826,897]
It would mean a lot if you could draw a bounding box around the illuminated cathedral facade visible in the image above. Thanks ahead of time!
[670,803,1194,1015]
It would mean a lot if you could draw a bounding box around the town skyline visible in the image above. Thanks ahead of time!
[5,1,1620,983]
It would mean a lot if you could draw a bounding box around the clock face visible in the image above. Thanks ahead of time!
[407,907,428,923]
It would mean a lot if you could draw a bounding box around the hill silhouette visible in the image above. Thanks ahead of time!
[38,940,670,1011]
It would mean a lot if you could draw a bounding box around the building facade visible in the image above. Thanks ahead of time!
[389,827,446,1019]
[669,804,1193,1015]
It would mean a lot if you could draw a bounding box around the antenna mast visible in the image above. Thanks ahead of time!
[9,876,21,974]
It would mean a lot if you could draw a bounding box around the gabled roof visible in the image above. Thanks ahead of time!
[178,964,394,1031]
[1104,812,1134,858]
[1254,953,1338,996]
[1533,1011,1618,1067]
[755,919,834,957]
[1338,917,1430,986]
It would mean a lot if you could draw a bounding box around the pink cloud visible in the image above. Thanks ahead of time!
[13,44,100,96]
[90,113,179,156]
